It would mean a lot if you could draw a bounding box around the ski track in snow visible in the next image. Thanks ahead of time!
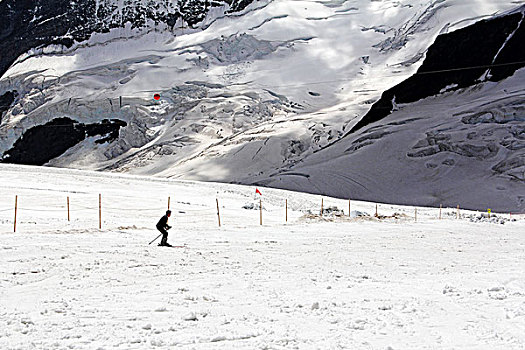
[1,164,525,349]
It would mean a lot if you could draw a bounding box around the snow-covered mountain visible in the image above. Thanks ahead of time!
[0,0,524,211]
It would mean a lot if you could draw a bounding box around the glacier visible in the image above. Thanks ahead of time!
[0,0,524,211]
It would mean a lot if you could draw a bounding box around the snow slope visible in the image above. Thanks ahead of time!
[259,68,525,212]
[1,164,525,349]
[0,0,523,211]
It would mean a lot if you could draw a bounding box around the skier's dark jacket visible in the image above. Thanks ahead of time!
[157,215,170,230]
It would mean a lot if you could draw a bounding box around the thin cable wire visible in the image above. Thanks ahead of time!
[13,59,525,104]
[18,207,67,212]
[254,60,525,88]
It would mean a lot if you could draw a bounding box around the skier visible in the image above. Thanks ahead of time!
[156,210,172,247]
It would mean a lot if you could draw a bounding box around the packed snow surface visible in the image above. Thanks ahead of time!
[1,164,525,349]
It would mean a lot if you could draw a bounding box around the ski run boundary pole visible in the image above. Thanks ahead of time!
[260,199,263,225]
[216,198,221,227]
[99,194,102,230]
[14,195,18,233]
[285,199,288,223]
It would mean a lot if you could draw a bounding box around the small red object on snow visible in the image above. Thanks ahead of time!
[154,94,161,100]
[256,188,262,196]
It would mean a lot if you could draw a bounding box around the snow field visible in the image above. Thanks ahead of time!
[1,164,525,349]
[0,164,518,235]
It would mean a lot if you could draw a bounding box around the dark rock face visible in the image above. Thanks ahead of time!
[351,6,525,133]
[0,0,94,79]
[1,118,127,166]
[0,91,16,122]
[0,0,255,79]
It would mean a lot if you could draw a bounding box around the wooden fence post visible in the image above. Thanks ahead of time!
[99,194,102,229]
[375,204,378,217]
[14,195,18,233]
[415,208,417,222]
[321,198,323,216]
[286,199,288,223]
[348,199,351,217]
[168,196,170,210]
[67,196,70,222]
[216,198,221,227]
[439,204,442,220]
[260,199,263,225]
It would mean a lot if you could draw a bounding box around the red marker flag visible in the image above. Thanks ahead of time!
[256,188,262,196]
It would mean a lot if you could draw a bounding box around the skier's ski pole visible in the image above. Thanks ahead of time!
[149,234,162,245]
